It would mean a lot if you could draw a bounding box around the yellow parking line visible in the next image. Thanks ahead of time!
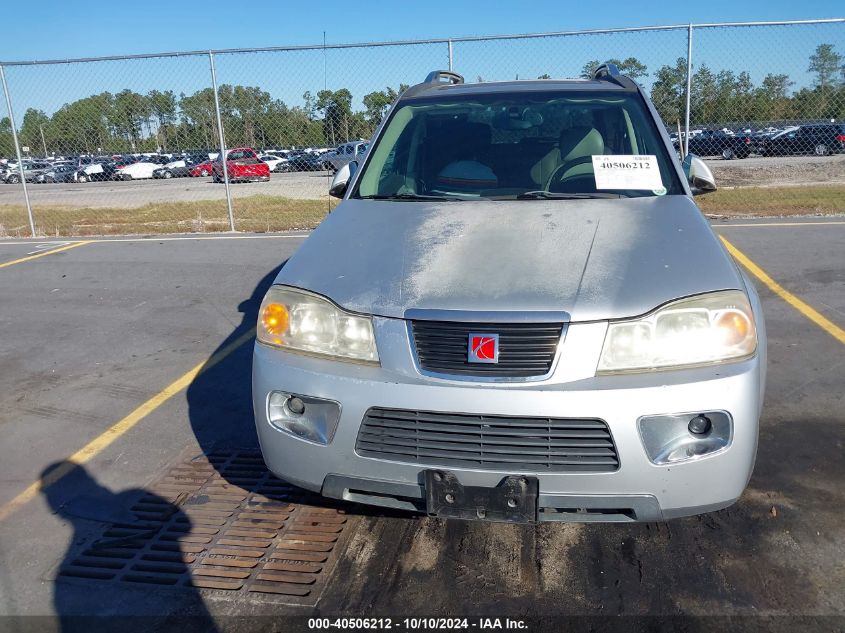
[0,327,256,523]
[0,241,91,268]
[720,236,845,346]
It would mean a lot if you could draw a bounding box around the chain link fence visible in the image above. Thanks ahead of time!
[0,19,843,237]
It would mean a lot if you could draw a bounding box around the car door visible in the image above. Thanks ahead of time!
[687,133,707,156]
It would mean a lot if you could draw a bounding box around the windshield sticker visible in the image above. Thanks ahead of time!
[592,155,663,190]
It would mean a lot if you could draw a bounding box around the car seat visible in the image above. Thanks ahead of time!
[425,120,496,193]
[545,126,605,192]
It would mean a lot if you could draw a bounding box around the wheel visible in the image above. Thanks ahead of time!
[200,169,209,177]
[721,148,735,160]
[164,170,173,179]
[7,174,20,184]
[77,173,88,183]
[814,143,829,156]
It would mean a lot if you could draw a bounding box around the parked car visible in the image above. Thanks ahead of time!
[76,161,117,182]
[36,164,77,183]
[258,154,287,172]
[252,66,766,524]
[211,148,270,183]
[327,141,368,171]
[757,124,845,156]
[284,151,314,172]
[115,161,160,180]
[2,161,52,183]
[153,163,194,179]
[676,130,750,159]
[190,161,215,177]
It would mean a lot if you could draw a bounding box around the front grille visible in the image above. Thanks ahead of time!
[411,321,563,377]
[356,408,619,473]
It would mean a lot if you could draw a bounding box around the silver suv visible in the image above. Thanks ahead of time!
[252,66,766,523]
[327,141,368,172]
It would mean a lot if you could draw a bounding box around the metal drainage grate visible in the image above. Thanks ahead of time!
[55,450,355,605]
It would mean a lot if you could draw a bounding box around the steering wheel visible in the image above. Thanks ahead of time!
[544,155,598,193]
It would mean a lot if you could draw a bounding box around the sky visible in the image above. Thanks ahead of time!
[0,0,841,61]
[0,1,842,120]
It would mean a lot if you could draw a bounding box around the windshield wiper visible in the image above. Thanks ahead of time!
[357,193,466,201]
[515,191,623,200]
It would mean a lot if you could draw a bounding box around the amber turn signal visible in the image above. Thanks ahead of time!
[261,303,289,337]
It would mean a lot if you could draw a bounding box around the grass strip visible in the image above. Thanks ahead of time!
[0,186,843,237]
[0,196,335,238]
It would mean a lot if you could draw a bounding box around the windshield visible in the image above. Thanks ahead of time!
[353,90,683,200]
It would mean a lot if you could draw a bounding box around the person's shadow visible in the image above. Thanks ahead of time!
[42,461,218,632]
[185,262,286,464]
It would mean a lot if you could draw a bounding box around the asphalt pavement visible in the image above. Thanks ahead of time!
[0,219,842,631]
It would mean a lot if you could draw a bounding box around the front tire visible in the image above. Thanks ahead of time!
[814,143,829,156]
[7,174,20,184]
[721,148,735,160]
[164,170,173,179]
[200,169,209,177]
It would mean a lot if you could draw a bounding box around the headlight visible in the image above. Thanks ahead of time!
[597,290,757,373]
[257,285,378,364]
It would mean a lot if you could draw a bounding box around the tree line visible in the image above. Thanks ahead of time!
[0,44,842,158]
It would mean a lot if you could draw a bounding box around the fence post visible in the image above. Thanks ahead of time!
[0,64,36,238]
[684,23,693,157]
[447,40,454,71]
[208,51,235,232]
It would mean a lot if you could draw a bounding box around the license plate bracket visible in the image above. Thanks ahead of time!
[424,470,539,523]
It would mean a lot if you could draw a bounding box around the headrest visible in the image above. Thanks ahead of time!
[559,126,604,161]
[435,160,498,192]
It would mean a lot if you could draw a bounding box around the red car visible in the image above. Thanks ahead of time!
[190,161,214,177]
[211,148,270,183]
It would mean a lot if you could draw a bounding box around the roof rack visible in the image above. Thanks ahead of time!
[591,62,637,90]
[424,70,465,85]
[591,62,621,81]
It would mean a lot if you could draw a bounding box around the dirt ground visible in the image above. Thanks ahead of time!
[709,154,845,188]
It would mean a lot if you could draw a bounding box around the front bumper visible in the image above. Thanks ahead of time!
[253,319,763,522]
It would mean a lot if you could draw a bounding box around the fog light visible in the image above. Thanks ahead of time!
[688,414,712,435]
[267,391,340,445]
[638,411,732,465]
[287,396,306,415]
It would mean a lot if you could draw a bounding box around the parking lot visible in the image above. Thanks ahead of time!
[0,170,337,209]
[0,218,843,631]
[1,155,843,209]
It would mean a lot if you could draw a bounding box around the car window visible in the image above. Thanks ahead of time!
[228,150,246,160]
[354,90,683,200]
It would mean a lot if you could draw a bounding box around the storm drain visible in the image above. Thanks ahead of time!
[56,450,355,605]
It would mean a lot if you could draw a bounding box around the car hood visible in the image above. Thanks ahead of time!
[276,196,743,322]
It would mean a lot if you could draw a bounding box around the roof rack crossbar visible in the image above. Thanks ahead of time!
[424,70,465,85]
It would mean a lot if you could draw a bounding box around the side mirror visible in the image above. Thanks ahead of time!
[329,160,358,199]
[682,154,716,195]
